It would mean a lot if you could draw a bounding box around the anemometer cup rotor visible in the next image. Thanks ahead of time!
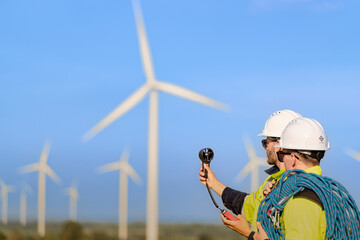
[199,148,214,165]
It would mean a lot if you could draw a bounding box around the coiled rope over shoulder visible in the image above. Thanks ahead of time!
[257,169,360,240]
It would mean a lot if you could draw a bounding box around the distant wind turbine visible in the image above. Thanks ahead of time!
[0,179,14,225]
[20,183,32,226]
[235,137,268,192]
[20,142,61,237]
[345,148,360,162]
[99,150,141,240]
[83,0,228,240]
[65,182,79,221]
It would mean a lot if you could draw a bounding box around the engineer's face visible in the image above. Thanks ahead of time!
[282,150,295,170]
[277,149,297,170]
[263,137,279,165]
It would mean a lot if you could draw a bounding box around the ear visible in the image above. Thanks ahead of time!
[291,154,297,167]
[275,147,283,153]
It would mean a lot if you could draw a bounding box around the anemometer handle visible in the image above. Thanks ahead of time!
[199,148,214,178]
[221,209,239,221]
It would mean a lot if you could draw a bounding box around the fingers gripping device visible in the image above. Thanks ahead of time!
[199,148,238,221]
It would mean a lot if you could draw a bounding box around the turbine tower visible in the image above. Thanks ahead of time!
[0,180,14,225]
[235,137,268,192]
[83,1,228,240]
[20,184,32,226]
[65,182,79,221]
[99,150,141,240]
[345,148,360,162]
[20,142,61,237]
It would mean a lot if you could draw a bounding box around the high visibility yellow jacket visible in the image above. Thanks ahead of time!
[243,167,286,231]
[279,166,326,240]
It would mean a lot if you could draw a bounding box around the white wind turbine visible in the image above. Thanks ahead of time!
[65,182,79,221]
[83,1,228,240]
[20,142,61,237]
[20,183,32,226]
[99,150,141,240]
[345,148,360,163]
[235,137,268,192]
[0,179,14,225]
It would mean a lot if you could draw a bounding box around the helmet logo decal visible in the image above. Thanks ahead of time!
[319,136,324,142]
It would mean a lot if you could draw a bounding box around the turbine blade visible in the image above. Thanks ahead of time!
[98,162,120,173]
[156,81,229,111]
[132,0,156,81]
[98,150,130,173]
[244,137,267,167]
[345,148,360,162]
[45,166,61,184]
[19,163,39,174]
[83,84,150,141]
[258,158,268,166]
[244,137,257,163]
[40,141,51,164]
[120,149,130,163]
[119,162,142,185]
[235,161,253,183]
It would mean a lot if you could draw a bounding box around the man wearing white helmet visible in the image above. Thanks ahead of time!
[260,117,328,240]
[242,117,360,240]
[199,110,301,238]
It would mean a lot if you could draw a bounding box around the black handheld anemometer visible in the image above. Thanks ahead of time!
[199,148,238,221]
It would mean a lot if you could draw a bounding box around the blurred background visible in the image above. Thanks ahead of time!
[0,0,359,235]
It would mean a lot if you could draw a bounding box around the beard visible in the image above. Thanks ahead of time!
[266,149,277,165]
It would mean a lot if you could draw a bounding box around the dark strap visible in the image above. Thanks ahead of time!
[247,231,255,240]
[294,188,324,210]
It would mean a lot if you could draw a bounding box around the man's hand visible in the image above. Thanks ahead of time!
[199,162,226,196]
[254,222,269,240]
[220,213,252,237]
[263,180,276,196]
[199,162,216,188]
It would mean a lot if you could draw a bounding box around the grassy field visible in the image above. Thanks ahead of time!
[0,221,247,240]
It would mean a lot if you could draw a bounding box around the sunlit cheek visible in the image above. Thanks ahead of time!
[284,161,291,170]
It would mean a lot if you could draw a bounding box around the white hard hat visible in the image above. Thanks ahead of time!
[258,110,302,138]
[275,117,330,151]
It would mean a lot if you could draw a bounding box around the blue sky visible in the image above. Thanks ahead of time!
[1,0,360,223]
